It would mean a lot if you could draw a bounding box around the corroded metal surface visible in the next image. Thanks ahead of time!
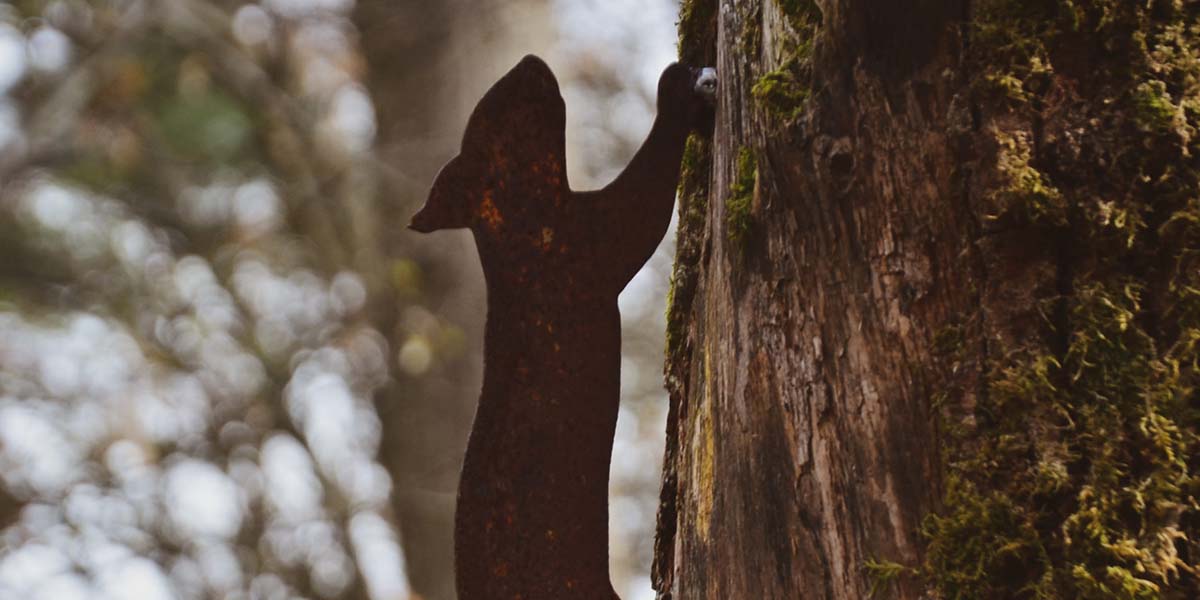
[409,55,714,599]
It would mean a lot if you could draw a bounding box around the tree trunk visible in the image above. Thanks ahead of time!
[656,1,1198,599]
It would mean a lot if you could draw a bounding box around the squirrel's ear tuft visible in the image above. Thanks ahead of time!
[410,156,473,233]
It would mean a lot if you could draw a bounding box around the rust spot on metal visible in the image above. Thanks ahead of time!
[409,54,714,599]
[479,191,504,230]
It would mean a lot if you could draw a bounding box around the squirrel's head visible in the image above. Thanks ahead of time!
[409,55,567,236]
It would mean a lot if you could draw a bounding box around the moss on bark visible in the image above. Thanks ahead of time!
[666,134,712,376]
[725,146,756,249]
[923,2,1200,597]
[749,0,819,123]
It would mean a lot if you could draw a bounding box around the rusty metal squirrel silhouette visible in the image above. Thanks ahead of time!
[410,55,715,599]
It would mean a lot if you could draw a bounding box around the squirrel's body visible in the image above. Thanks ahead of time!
[411,55,715,600]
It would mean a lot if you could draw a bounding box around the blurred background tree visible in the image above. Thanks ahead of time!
[0,1,682,599]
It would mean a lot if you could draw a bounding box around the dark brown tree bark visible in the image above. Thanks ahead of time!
[656,1,1198,599]
[655,2,961,597]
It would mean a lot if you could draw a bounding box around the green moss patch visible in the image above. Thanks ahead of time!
[750,0,819,123]
[922,1,1200,598]
[1134,79,1180,132]
[865,558,919,598]
[752,62,809,122]
[988,130,1066,226]
[726,147,756,249]
[666,135,712,377]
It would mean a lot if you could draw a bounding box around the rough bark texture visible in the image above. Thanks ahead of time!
[656,1,1199,599]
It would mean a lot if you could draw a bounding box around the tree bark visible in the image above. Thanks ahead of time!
[656,1,1198,598]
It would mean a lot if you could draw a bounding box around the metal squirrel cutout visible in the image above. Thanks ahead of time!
[410,55,716,599]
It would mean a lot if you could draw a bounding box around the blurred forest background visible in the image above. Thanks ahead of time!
[0,1,681,599]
